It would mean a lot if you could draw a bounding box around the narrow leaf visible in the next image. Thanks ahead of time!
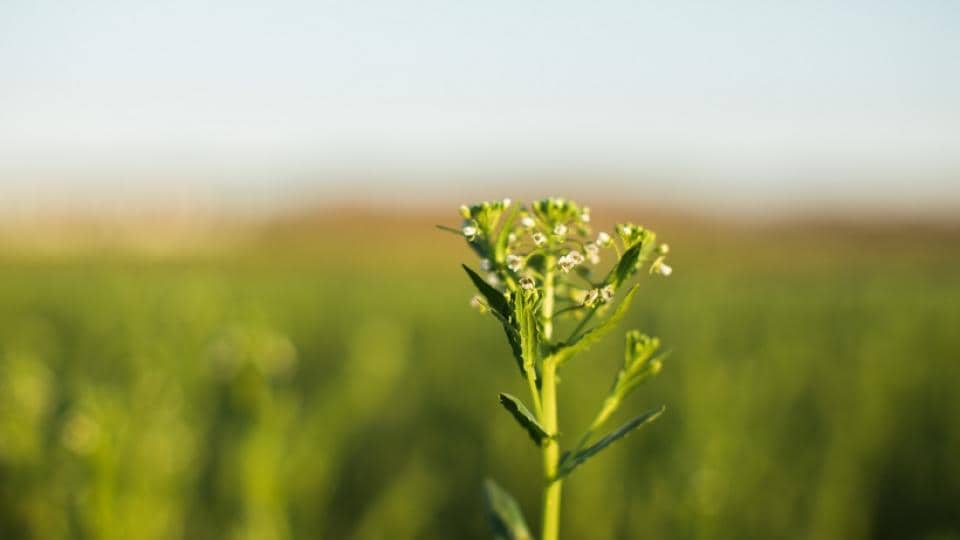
[557,405,665,479]
[499,393,550,446]
[483,479,534,540]
[514,290,540,376]
[608,232,658,288]
[552,285,640,366]
[463,264,510,318]
[610,243,642,288]
[464,264,525,372]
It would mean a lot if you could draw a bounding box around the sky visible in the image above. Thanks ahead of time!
[1,1,959,215]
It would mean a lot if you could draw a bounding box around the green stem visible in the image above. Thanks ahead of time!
[567,307,597,343]
[540,259,562,540]
[525,365,543,418]
[541,361,562,540]
[542,256,556,340]
[573,396,619,455]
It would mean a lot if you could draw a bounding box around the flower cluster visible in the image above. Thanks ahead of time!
[581,284,616,307]
[557,250,583,273]
[451,197,673,310]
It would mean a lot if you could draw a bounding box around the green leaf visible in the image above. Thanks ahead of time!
[463,264,510,318]
[556,405,665,479]
[483,479,534,540]
[464,264,525,372]
[552,285,640,366]
[609,244,641,288]
[514,289,540,377]
[499,393,550,446]
[608,230,658,288]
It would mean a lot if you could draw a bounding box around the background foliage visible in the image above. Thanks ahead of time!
[0,213,958,539]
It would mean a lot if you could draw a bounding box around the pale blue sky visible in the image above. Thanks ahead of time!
[1,1,958,213]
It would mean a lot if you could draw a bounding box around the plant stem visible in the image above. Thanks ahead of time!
[567,307,597,343]
[542,256,556,340]
[540,257,562,540]
[541,359,562,540]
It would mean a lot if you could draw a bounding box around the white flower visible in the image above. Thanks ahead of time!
[462,225,478,241]
[506,254,524,272]
[584,243,600,264]
[519,276,536,290]
[597,232,612,247]
[521,216,536,229]
[657,262,673,276]
[487,273,501,286]
[557,250,583,273]
[600,285,615,302]
[532,232,547,246]
[658,243,670,255]
[480,258,493,272]
[502,198,512,207]
[582,288,600,306]
[581,208,591,222]
[553,223,568,237]
[507,232,517,244]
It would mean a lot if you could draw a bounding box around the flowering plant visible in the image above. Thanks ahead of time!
[445,197,672,540]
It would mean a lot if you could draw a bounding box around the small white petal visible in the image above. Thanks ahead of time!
[582,289,600,306]
[600,285,615,302]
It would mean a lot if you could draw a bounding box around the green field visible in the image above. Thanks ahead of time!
[1,214,958,539]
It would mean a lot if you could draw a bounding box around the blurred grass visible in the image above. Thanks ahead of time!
[0,211,958,539]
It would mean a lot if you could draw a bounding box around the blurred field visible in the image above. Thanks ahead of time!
[0,210,958,540]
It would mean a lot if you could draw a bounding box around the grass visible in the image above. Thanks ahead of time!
[0,212,958,539]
